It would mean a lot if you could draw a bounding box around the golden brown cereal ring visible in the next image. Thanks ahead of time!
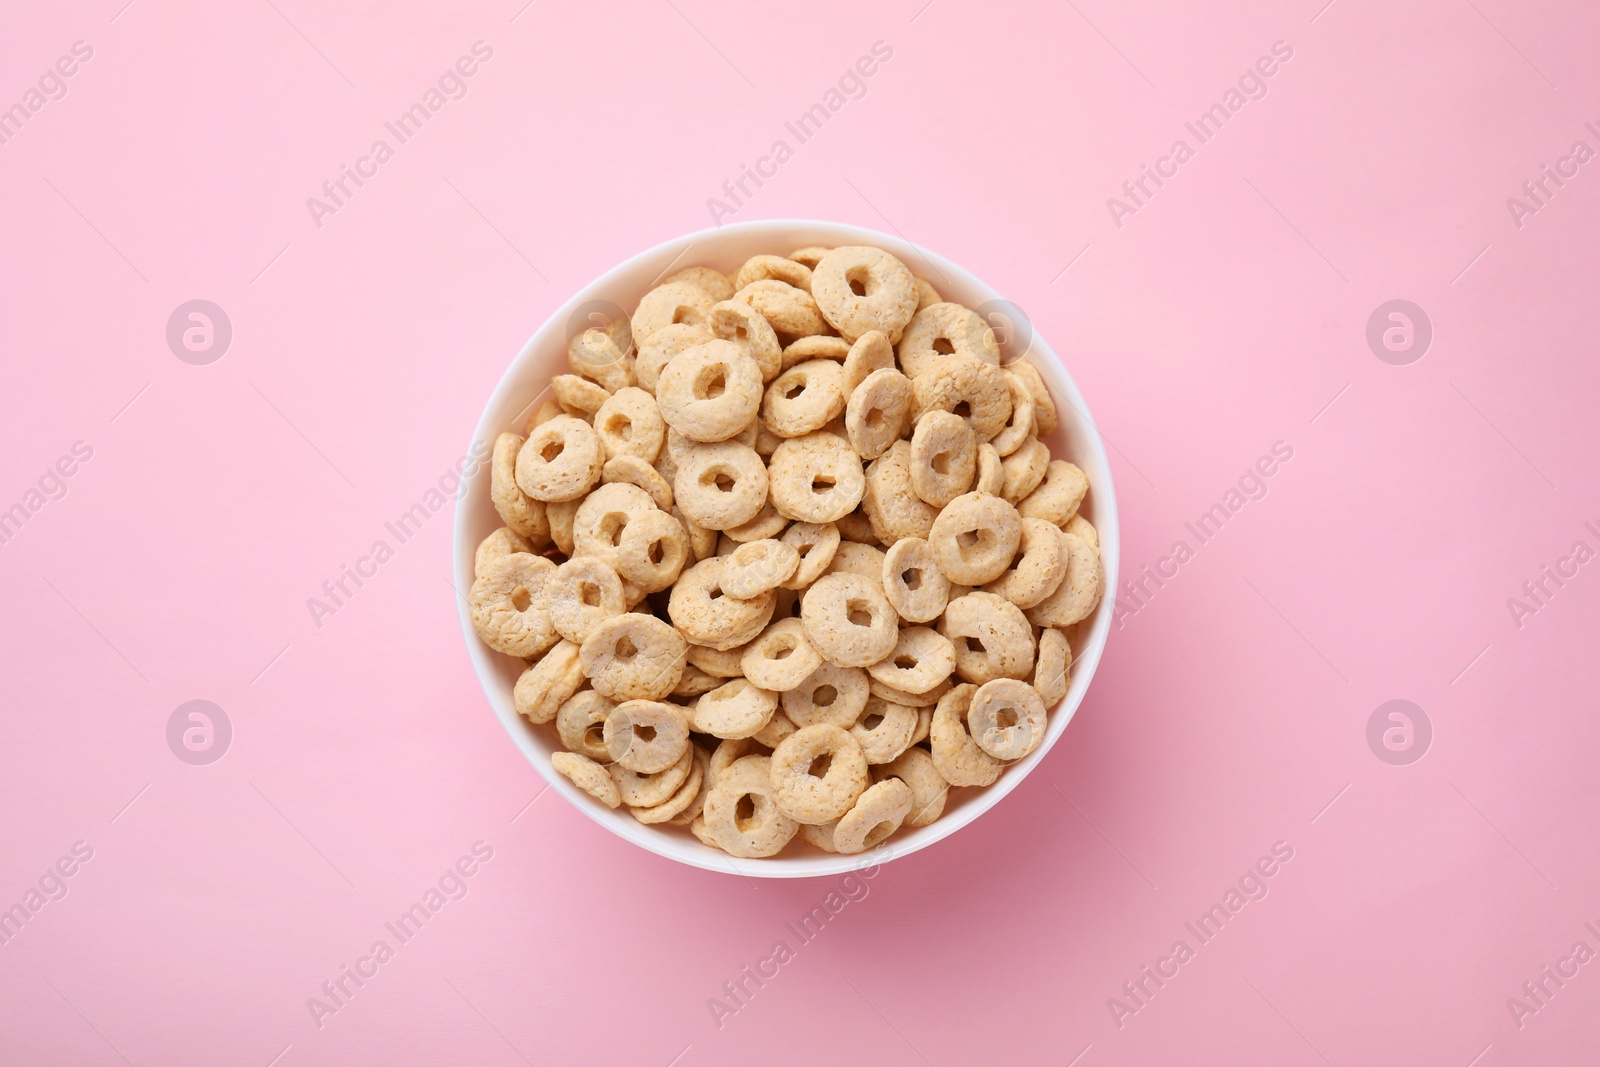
[635,322,712,395]
[800,820,842,852]
[552,373,610,419]
[556,689,616,761]
[593,387,665,464]
[766,431,864,523]
[928,492,1023,585]
[491,433,551,542]
[567,315,635,393]
[873,747,946,826]
[612,508,689,593]
[781,335,850,371]
[913,277,942,312]
[632,280,714,341]
[770,724,870,824]
[912,354,1011,442]
[1032,627,1072,707]
[734,254,812,292]
[603,454,673,510]
[674,441,768,531]
[929,683,1002,787]
[780,521,841,589]
[1007,359,1058,435]
[513,640,584,723]
[674,505,717,561]
[470,554,558,657]
[1065,514,1098,551]
[869,674,950,708]
[663,266,735,303]
[824,541,888,582]
[833,778,912,853]
[909,409,977,507]
[515,415,604,502]
[910,705,933,746]
[782,662,870,729]
[1026,532,1104,628]
[572,482,656,571]
[546,556,626,643]
[581,615,687,702]
[968,678,1047,761]
[866,626,956,696]
[655,340,763,443]
[740,617,822,692]
[1019,460,1089,526]
[631,747,704,824]
[983,517,1069,609]
[666,745,713,825]
[723,500,788,543]
[723,538,800,599]
[690,677,778,739]
[991,372,1035,456]
[1001,437,1050,505]
[941,591,1036,684]
[763,359,846,438]
[836,507,880,544]
[881,536,951,623]
[845,367,914,460]
[602,699,690,773]
[862,440,939,544]
[752,708,798,748]
[474,527,533,577]
[673,663,722,697]
[975,442,1005,495]
[687,641,747,679]
[897,302,1001,379]
[612,742,694,806]
[524,397,564,434]
[800,572,898,667]
[708,299,783,383]
[841,330,896,394]
[788,246,831,270]
[811,246,918,344]
[551,752,621,808]
[547,498,579,555]
[668,557,776,651]
[850,696,918,765]
[702,755,797,857]
[735,279,829,339]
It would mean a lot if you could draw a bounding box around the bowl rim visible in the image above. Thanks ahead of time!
[453,218,1120,878]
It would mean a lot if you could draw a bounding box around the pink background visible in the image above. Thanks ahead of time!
[2,0,1597,1063]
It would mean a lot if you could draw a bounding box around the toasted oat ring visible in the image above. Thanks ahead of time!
[780,521,841,590]
[612,742,694,807]
[767,432,865,524]
[910,706,933,746]
[1019,460,1090,526]
[770,724,870,824]
[551,752,621,808]
[897,302,1001,379]
[546,556,626,643]
[547,498,578,555]
[881,537,951,623]
[603,454,673,510]
[869,675,950,708]
[975,443,1004,495]
[613,508,690,592]
[825,541,887,582]
[1033,627,1073,708]
[631,280,714,341]
[873,747,948,826]
[666,745,713,825]
[470,554,558,657]
[811,246,918,344]
[555,689,616,762]
[567,316,634,393]
[763,359,846,438]
[912,354,1012,442]
[781,335,851,370]
[983,517,1068,609]
[635,322,712,395]
[663,266,735,303]
[581,614,688,702]
[668,557,776,651]
[514,415,604,502]
[928,491,1023,586]
[1025,532,1104,627]
[552,374,610,419]
[734,255,813,292]
[525,398,563,434]
[968,677,1048,761]
[572,482,656,572]
[929,683,1002,787]
[593,387,665,464]
[631,746,705,824]
[474,527,533,578]
[850,696,918,765]
[841,330,896,394]
[723,539,800,599]
[862,441,938,543]
[1066,514,1099,551]
[674,442,768,531]
[752,709,798,748]
[782,662,870,729]
[836,508,878,544]
[991,372,1036,457]
[491,433,549,541]
[845,367,914,460]
[602,699,690,773]
[721,500,784,543]
[708,739,759,788]
[735,280,829,340]
[740,618,822,692]
[1007,359,1058,435]
[801,572,899,668]
[941,591,1036,684]
[909,410,977,507]
[674,663,722,697]
[788,246,831,270]
[1001,437,1050,505]
[690,678,778,739]
[708,299,783,383]
[833,778,913,853]
[702,755,798,857]
[655,340,763,443]
[687,641,746,679]
[513,640,584,724]
[913,277,942,311]
[866,626,956,696]
[675,505,717,561]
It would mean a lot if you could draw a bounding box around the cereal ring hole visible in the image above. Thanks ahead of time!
[863,712,884,730]
[703,469,737,493]
[965,637,986,654]
[814,684,838,706]
[893,654,917,670]
[812,475,836,494]
[784,381,806,400]
[932,451,953,474]
[808,753,833,778]
[995,707,1019,730]
[605,414,633,440]
[933,337,955,355]
[735,793,757,827]
[510,585,532,611]
[958,529,995,556]
[694,366,728,400]
[951,400,970,417]
[864,821,894,847]
[902,567,923,590]
[634,724,655,742]
[580,582,601,607]
[600,513,627,546]
[846,601,874,626]
[847,269,869,297]
[541,439,565,461]
[614,635,639,661]
[649,540,666,564]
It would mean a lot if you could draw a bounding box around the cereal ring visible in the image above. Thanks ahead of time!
[800,572,898,667]
[603,699,690,773]
[929,683,1002,787]
[991,372,1035,456]
[909,409,977,507]
[702,755,797,857]
[635,322,712,395]
[593,387,665,463]
[515,415,604,502]
[941,591,1036,684]
[1025,532,1104,627]
[547,498,579,555]
[866,626,956,696]
[1065,514,1098,551]
[800,820,842,852]
[581,614,688,702]
[1019,460,1089,526]
[687,641,747,678]
[787,246,830,270]
[632,280,714,341]
[556,689,616,761]
[873,747,948,826]
[723,539,800,598]
[546,556,626,643]
[869,675,950,708]
[552,373,610,419]
[1001,437,1049,505]
[524,397,563,434]
[850,696,918,765]
[810,246,918,344]
[631,747,705,824]
[837,508,880,544]
[513,640,584,723]
[474,526,533,577]
[927,492,1023,585]
[910,705,933,746]
[767,432,865,523]
[603,454,673,510]
[845,367,914,460]
[770,724,870,824]
[1032,627,1072,707]
[613,508,690,592]
[983,517,1068,609]
[762,359,846,438]
[723,499,787,542]
[551,752,621,809]
[896,302,1001,379]
[752,709,798,748]
[780,521,840,589]
[668,557,777,651]
[881,537,951,623]
[781,335,850,370]
[690,678,778,739]
[975,442,1004,495]
[674,505,718,561]
[862,441,938,544]
[740,618,822,692]
[825,541,887,582]
[674,441,769,531]
[663,266,735,303]
[841,330,896,394]
[708,299,783,382]
[572,482,656,571]
[667,746,713,825]
[708,737,759,788]
[912,354,1012,441]
[913,277,941,311]
[655,340,763,443]
[735,280,829,340]
[967,677,1047,760]
[833,778,912,853]
[567,315,634,393]
[734,254,812,292]
[673,663,722,697]
[782,662,870,728]
[491,433,550,541]
[1007,359,1058,435]
[612,742,694,807]
[470,554,558,657]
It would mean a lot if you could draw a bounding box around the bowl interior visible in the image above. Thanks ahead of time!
[454,219,1120,878]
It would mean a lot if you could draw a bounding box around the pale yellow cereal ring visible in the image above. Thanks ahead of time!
[975,442,1005,495]
[909,409,977,507]
[1007,359,1058,435]
[912,354,1012,442]
[800,572,898,667]
[1065,514,1098,551]
[779,521,841,589]
[631,745,705,824]
[613,508,690,593]
[668,557,776,651]
[873,747,948,826]
[655,340,763,443]
[612,742,694,807]
[551,752,621,808]
[723,499,788,542]
[567,315,634,393]
[841,330,896,394]
[593,386,665,464]
[631,280,714,342]
[740,618,822,692]
[687,641,746,678]
[513,640,584,723]
[603,699,690,773]
[800,820,842,852]
[929,683,1002,787]
[787,246,831,270]
[708,300,783,383]
[1001,437,1049,505]
[524,397,564,434]
[881,537,951,623]
[928,491,1023,585]
[850,696,918,765]
[913,277,941,311]
[869,675,950,708]
[762,359,846,438]
[1019,460,1089,526]
[1025,532,1104,628]
[983,517,1068,609]
[690,677,778,739]
[603,454,673,510]
[782,662,870,728]
[674,441,769,531]
[825,540,887,582]
[752,708,799,748]
[781,334,850,370]
[833,778,913,853]
[770,724,870,824]
[491,433,551,542]
[896,302,1000,379]
[866,626,955,696]
[991,372,1035,457]
[702,755,797,857]
[767,432,864,524]
[734,254,812,292]
[635,322,712,395]
[556,689,616,761]
[723,538,800,599]
[707,737,760,787]
[546,556,626,643]
[663,266,735,303]
[910,705,933,747]
[470,554,558,658]
[547,498,579,555]
[941,591,1036,684]
[862,441,938,543]
[811,246,918,344]
[1032,627,1072,708]
[552,373,610,419]
[572,482,656,571]
[735,279,829,339]
[845,367,914,460]
[514,415,604,502]
[474,526,533,578]
[581,615,688,703]
[967,677,1047,760]
[673,663,722,697]
[666,745,713,825]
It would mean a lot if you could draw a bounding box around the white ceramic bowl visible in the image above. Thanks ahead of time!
[454,219,1119,878]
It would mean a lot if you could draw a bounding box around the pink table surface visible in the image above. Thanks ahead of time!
[3,1,1598,1064]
